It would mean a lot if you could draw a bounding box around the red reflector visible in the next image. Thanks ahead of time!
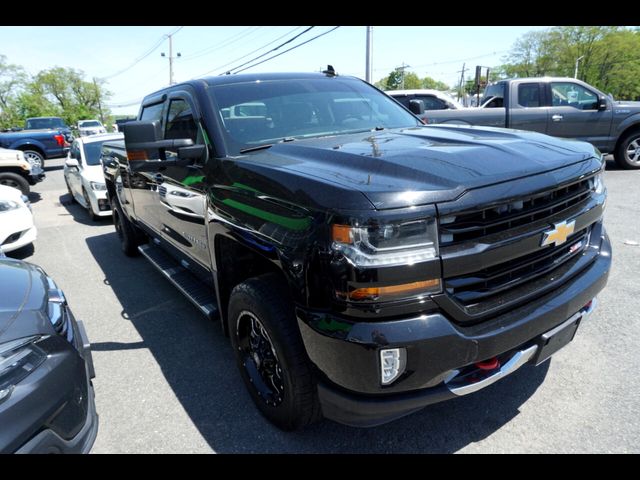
[54,134,65,147]
[475,357,500,371]
[584,300,593,310]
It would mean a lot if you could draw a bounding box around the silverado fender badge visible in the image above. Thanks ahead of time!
[541,220,576,247]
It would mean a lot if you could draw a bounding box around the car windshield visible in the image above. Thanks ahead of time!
[25,118,66,129]
[208,77,420,155]
[80,121,101,127]
[83,140,110,166]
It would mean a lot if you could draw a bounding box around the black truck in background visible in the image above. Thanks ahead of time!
[101,72,611,429]
[420,77,640,169]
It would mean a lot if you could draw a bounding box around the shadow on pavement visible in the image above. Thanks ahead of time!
[86,231,550,453]
[58,193,112,227]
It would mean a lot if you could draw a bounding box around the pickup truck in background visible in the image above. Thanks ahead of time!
[0,127,69,169]
[101,72,610,429]
[24,116,74,145]
[421,77,640,169]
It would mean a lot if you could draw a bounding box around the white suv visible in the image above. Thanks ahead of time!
[77,120,107,137]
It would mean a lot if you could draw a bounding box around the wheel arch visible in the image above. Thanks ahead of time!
[213,234,288,337]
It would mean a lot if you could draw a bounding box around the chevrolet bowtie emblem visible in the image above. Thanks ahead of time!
[541,220,576,247]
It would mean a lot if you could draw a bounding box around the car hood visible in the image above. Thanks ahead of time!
[0,259,52,342]
[0,184,23,201]
[255,125,598,209]
[81,165,107,184]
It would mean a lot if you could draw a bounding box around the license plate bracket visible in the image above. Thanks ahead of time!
[532,315,582,366]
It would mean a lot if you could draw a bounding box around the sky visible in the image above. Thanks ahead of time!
[0,26,551,116]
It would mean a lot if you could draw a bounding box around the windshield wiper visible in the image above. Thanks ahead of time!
[239,137,296,154]
[239,144,273,154]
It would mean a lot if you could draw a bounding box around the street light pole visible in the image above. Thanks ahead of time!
[365,26,373,83]
[574,55,585,79]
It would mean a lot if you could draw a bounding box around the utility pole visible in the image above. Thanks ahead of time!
[93,77,105,125]
[365,26,373,83]
[457,63,467,103]
[161,33,182,85]
[574,55,585,79]
[396,62,410,89]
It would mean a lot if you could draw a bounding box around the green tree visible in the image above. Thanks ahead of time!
[376,70,449,91]
[422,76,449,91]
[0,55,28,129]
[498,26,640,99]
[34,67,111,126]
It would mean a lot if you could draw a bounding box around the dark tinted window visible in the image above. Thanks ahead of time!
[415,95,447,110]
[518,84,540,107]
[25,117,66,129]
[483,82,505,101]
[210,78,419,153]
[165,99,198,142]
[140,102,165,124]
[82,140,113,166]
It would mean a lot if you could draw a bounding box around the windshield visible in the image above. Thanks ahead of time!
[208,77,420,154]
[79,120,102,128]
[25,118,66,129]
[82,140,110,166]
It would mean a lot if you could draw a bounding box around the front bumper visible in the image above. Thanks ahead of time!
[1,313,98,453]
[298,230,611,427]
[0,209,37,253]
[88,189,111,217]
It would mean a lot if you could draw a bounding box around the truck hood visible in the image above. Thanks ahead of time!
[258,125,598,209]
[0,259,52,342]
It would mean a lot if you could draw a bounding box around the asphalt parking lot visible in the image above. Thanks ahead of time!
[10,155,640,453]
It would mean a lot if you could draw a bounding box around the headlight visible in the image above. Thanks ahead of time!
[0,336,47,403]
[90,181,106,191]
[0,200,20,213]
[589,171,605,195]
[332,218,439,267]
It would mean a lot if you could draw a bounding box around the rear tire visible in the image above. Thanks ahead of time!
[614,130,640,169]
[112,197,144,256]
[228,273,321,431]
[22,150,45,170]
[0,172,30,195]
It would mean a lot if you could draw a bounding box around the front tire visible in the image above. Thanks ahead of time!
[112,197,144,256]
[82,188,98,221]
[614,130,640,169]
[228,274,321,431]
[0,172,30,195]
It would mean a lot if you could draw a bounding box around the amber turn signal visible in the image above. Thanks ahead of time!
[332,224,352,244]
[349,279,441,301]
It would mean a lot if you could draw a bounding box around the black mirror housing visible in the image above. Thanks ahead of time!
[409,99,425,115]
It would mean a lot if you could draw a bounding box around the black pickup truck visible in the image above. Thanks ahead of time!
[421,77,640,169]
[101,72,611,429]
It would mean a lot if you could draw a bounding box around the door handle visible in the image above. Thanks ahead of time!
[153,173,164,183]
[552,114,563,122]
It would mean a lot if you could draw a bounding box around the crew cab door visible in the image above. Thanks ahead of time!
[545,81,613,150]
[154,93,211,271]
[129,100,167,234]
[507,82,549,133]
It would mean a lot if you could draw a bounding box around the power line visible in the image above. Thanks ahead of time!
[373,50,510,72]
[229,27,340,75]
[208,26,316,77]
[180,26,262,62]
[198,27,304,76]
[100,26,183,81]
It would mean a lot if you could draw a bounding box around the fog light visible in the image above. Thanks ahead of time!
[380,348,406,385]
